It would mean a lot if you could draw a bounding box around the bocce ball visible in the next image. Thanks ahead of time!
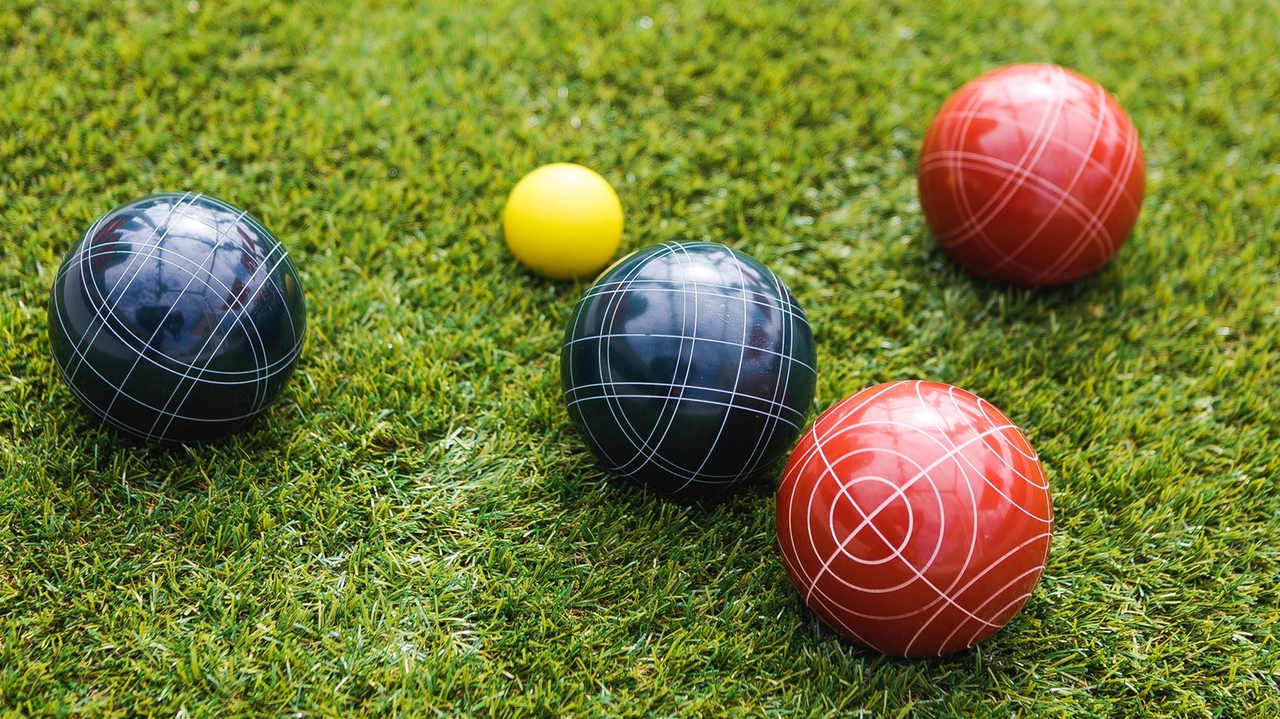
[917,63,1145,287]
[48,192,307,444]
[776,380,1053,657]
[561,241,817,497]
[503,163,623,280]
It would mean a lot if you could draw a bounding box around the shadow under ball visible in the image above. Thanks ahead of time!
[918,63,1145,287]
[776,381,1053,657]
[561,241,817,498]
[48,192,307,444]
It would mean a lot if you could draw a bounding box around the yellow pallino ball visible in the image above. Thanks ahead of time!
[502,163,624,280]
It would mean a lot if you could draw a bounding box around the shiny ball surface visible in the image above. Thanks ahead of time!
[48,193,307,444]
[503,163,623,280]
[917,64,1145,287]
[776,381,1053,657]
[561,241,817,497]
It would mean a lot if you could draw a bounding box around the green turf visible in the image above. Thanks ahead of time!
[2,0,1279,716]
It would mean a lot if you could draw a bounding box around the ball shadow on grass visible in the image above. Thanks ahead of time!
[51,390,302,497]
[926,239,1133,326]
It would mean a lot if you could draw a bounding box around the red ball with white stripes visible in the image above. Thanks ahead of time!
[917,63,1145,287]
[776,381,1053,657]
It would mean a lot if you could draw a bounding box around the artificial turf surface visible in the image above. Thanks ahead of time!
[2,0,1279,716]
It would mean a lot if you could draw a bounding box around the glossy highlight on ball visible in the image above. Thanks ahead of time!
[776,380,1053,657]
[47,192,307,444]
[561,241,817,498]
[917,63,1145,287]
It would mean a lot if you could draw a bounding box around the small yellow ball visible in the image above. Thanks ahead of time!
[502,163,624,280]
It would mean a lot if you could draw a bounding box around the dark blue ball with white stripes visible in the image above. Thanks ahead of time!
[561,241,817,497]
[48,193,306,444]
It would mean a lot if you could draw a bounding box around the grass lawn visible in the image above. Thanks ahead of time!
[3,0,1279,716]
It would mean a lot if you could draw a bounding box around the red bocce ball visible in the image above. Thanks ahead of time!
[776,381,1053,657]
[917,63,1145,287]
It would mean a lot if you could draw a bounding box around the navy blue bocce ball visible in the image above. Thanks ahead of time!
[561,241,818,497]
[47,192,307,444]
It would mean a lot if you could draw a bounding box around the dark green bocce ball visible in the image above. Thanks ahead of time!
[48,193,307,444]
[561,241,818,497]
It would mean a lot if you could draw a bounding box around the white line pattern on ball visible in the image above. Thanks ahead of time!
[778,380,1052,656]
[565,242,813,489]
[918,65,1143,285]
[49,194,304,443]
